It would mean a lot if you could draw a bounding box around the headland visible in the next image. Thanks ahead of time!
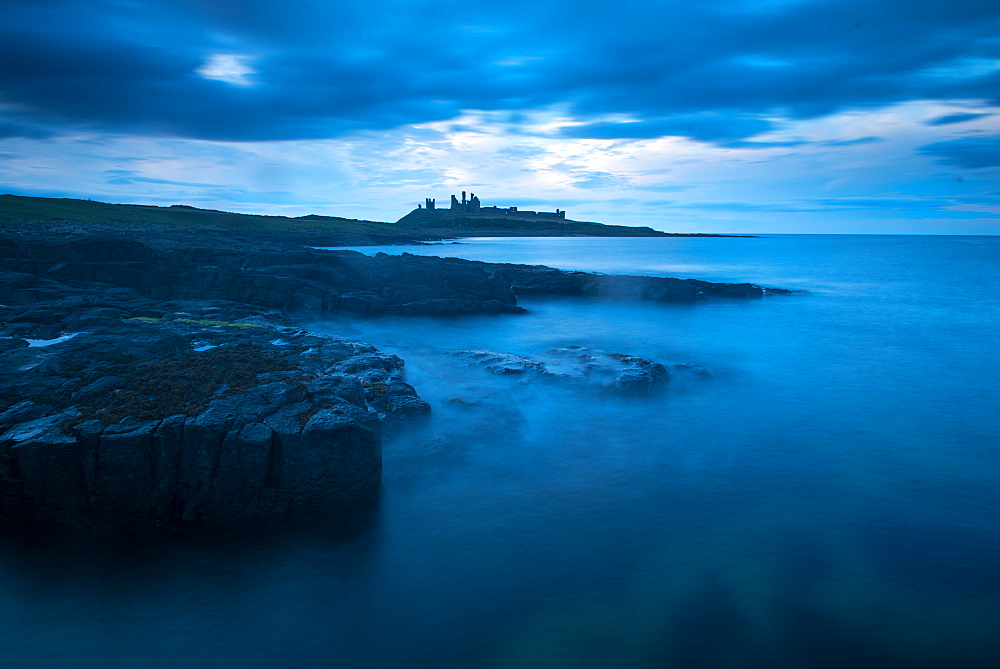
[398,190,755,237]
[1,193,755,245]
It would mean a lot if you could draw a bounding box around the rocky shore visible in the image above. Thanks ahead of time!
[0,223,788,529]
[1,305,429,528]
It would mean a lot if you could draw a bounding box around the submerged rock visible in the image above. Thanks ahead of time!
[449,350,547,376]
[449,345,690,395]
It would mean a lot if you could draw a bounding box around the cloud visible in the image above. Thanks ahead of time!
[673,194,999,218]
[919,135,1000,169]
[636,183,690,193]
[195,54,257,87]
[0,121,55,140]
[720,139,809,149]
[355,168,448,187]
[926,112,993,125]
[496,145,549,159]
[572,171,625,189]
[809,197,946,209]
[0,0,997,142]
[103,170,221,188]
[561,114,776,142]
[0,106,59,139]
[678,201,812,213]
[821,136,882,147]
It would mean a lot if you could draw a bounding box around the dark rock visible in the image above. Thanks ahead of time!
[0,401,55,433]
[0,338,28,352]
[613,366,667,394]
[451,345,675,395]
[452,350,547,375]
[1,411,83,524]
[0,318,429,529]
[0,228,783,327]
[93,419,159,520]
[502,266,768,302]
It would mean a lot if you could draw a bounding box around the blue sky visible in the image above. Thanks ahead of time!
[1,0,998,233]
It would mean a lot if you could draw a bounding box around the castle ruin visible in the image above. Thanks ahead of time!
[417,191,565,219]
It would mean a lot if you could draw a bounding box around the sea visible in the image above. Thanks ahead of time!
[1,234,998,668]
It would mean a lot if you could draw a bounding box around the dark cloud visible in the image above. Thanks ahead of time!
[0,121,54,140]
[926,113,993,126]
[0,108,58,140]
[919,135,1000,169]
[1,0,998,142]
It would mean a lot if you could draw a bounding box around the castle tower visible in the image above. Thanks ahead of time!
[418,191,565,218]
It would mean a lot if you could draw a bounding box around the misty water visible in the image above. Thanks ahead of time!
[2,235,999,668]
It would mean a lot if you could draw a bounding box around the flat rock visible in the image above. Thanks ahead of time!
[0,313,429,529]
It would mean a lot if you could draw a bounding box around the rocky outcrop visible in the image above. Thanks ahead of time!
[497,265,785,301]
[0,234,525,317]
[0,312,429,528]
[449,345,705,395]
[0,230,787,324]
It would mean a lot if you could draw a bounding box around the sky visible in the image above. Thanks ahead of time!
[1,0,998,234]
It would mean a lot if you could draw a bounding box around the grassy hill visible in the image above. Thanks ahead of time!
[0,194,396,234]
[0,194,744,240]
[395,208,672,236]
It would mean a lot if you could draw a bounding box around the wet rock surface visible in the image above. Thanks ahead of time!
[0,306,429,528]
[449,345,708,394]
[0,226,786,322]
[0,232,526,318]
[498,264,791,301]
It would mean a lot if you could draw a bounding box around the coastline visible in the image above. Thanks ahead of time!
[0,205,784,530]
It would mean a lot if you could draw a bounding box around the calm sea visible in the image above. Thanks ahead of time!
[2,235,998,668]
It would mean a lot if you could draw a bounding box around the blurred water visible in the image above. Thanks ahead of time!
[1,235,998,668]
